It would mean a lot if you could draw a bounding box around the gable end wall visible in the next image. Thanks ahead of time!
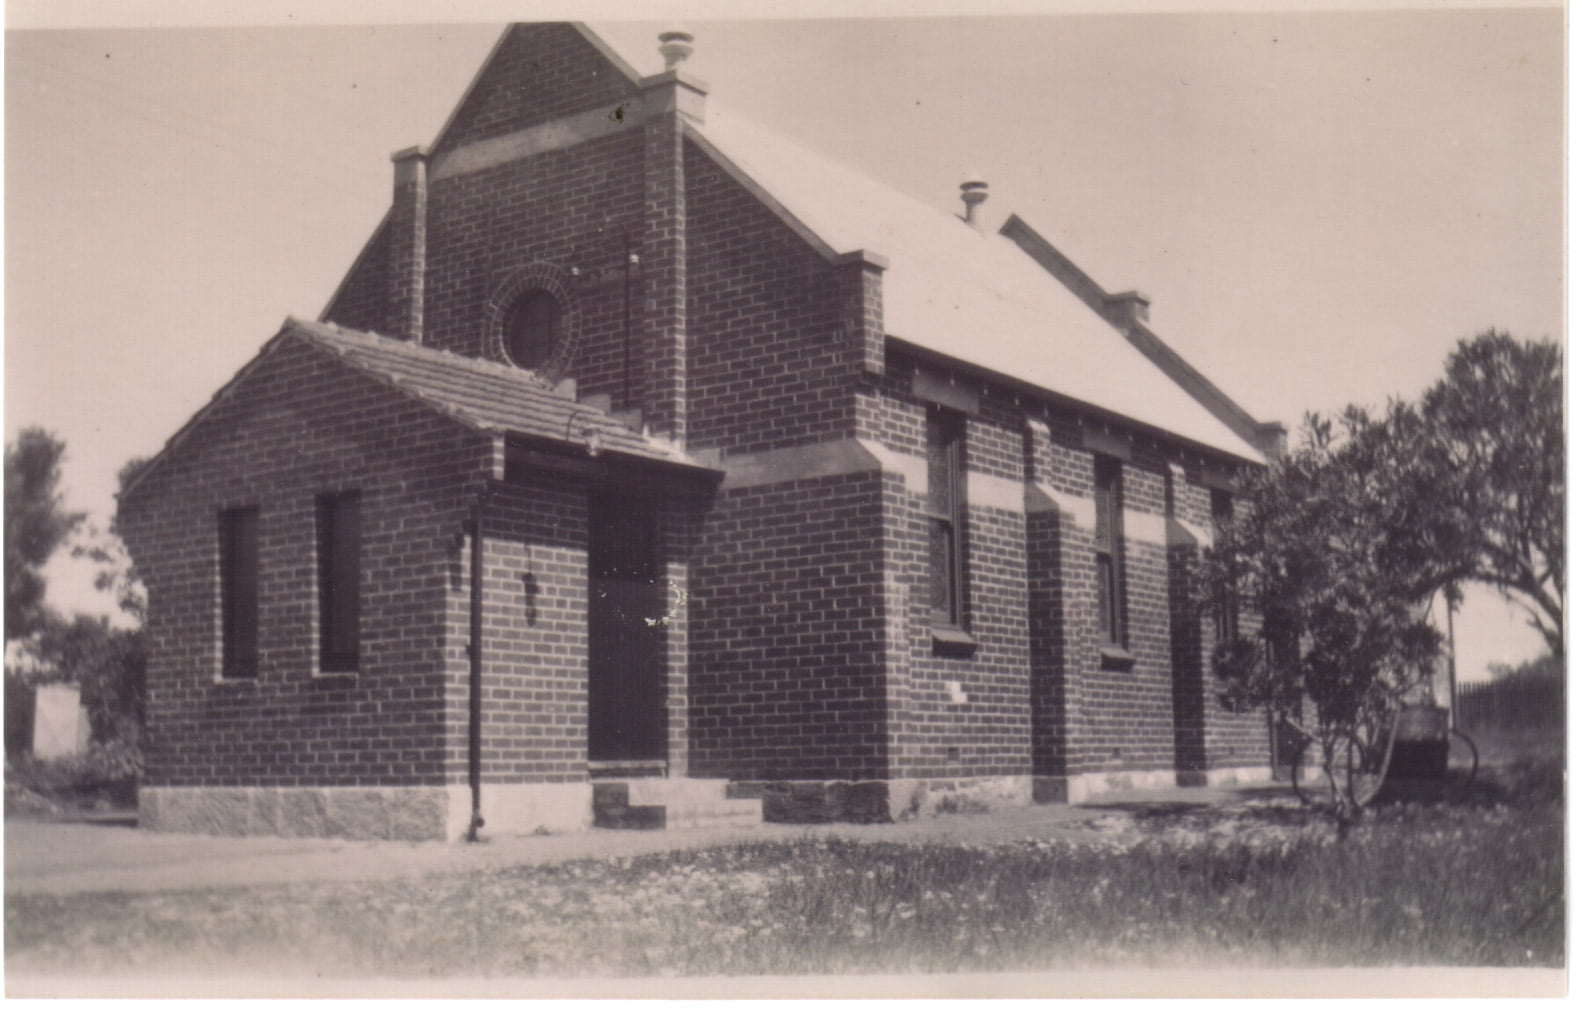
[118,337,493,793]
[322,218,393,336]
[434,23,637,154]
[418,129,647,385]
[683,136,864,455]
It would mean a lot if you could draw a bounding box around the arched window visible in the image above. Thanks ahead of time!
[503,289,562,370]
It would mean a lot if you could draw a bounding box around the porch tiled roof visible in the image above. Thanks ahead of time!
[286,318,692,465]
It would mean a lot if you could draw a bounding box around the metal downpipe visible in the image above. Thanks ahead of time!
[466,494,488,842]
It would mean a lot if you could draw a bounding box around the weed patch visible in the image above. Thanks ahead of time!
[6,741,140,813]
[6,788,1561,979]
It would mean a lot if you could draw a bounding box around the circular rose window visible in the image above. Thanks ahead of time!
[503,289,562,370]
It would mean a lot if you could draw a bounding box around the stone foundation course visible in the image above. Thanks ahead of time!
[736,775,1035,824]
[141,787,455,841]
[140,784,592,842]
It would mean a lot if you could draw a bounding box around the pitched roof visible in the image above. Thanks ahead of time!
[285,319,695,465]
[122,318,702,502]
[341,22,1267,462]
[687,104,1264,463]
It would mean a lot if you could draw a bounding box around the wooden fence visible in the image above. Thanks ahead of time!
[1455,677,1564,733]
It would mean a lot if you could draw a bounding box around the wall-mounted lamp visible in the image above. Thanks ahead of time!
[565,407,603,458]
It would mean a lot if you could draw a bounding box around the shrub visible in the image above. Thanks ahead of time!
[7,737,140,809]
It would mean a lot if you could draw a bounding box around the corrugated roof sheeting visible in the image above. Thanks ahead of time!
[692,105,1262,462]
[432,23,1262,460]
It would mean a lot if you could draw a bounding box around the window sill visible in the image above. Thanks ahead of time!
[314,668,359,681]
[212,674,258,686]
[1098,644,1135,671]
[931,626,978,657]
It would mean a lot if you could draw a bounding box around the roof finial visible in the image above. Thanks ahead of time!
[659,29,694,70]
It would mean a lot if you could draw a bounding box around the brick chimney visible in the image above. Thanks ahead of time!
[1102,290,1150,327]
[389,145,429,342]
[959,177,989,229]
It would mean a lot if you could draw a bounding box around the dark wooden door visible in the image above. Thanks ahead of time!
[587,496,666,762]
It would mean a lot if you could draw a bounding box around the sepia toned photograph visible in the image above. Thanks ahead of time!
[4,1,1564,997]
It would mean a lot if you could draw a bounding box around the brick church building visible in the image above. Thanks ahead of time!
[118,22,1285,840]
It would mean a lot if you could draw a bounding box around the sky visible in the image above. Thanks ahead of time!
[4,1,1565,681]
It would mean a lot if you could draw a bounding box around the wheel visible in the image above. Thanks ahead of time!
[1291,736,1343,808]
[1334,730,1388,807]
[1290,737,1320,805]
[1448,727,1479,784]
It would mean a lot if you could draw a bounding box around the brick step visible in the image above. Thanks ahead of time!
[593,802,666,830]
[592,779,763,831]
[593,778,734,807]
[663,799,765,830]
[623,777,735,805]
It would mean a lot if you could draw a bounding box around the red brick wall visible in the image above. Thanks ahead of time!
[324,23,645,350]
[118,335,493,789]
[865,348,1265,788]
[417,132,648,379]
[868,381,1036,781]
[1026,413,1094,780]
[432,24,635,154]
[185,19,1273,802]
[1167,476,1271,772]
[659,497,700,777]
[323,218,391,336]
[388,156,428,343]
[454,481,590,785]
[683,137,864,455]
[447,480,700,783]
[687,470,890,781]
[1094,450,1181,776]
[642,109,687,442]
[320,25,664,421]
[328,103,875,457]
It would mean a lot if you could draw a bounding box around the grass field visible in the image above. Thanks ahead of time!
[5,759,1563,979]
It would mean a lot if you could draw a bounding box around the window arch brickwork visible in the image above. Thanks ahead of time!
[484,263,582,381]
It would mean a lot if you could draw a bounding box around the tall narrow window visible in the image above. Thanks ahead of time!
[926,407,967,629]
[317,492,361,673]
[219,506,259,678]
[1211,488,1239,643]
[1094,456,1125,647]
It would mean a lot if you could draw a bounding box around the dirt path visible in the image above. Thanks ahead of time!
[5,783,1275,897]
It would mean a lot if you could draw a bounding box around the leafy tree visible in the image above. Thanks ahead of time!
[49,456,151,745]
[1204,411,1443,814]
[1413,333,1563,657]
[5,428,84,639]
[1487,651,1563,683]
[6,442,148,756]
[24,613,145,745]
[1202,330,1562,813]
[73,456,151,623]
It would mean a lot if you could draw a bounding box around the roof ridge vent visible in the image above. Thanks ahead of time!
[959,177,989,230]
[659,29,694,69]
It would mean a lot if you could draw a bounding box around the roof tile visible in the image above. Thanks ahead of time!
[285,318,694,466]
